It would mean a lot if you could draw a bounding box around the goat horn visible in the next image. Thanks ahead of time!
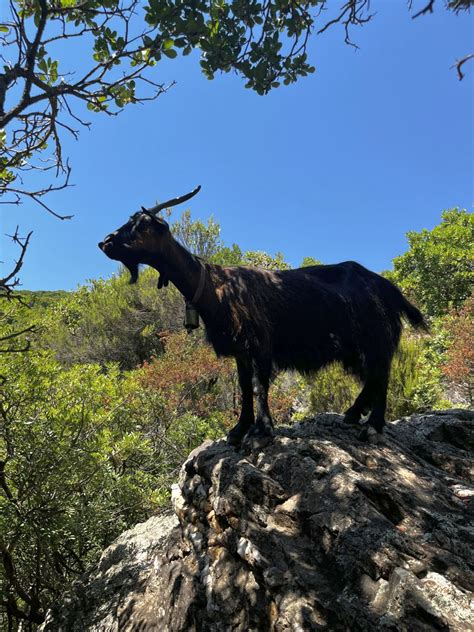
[147,185,201,214]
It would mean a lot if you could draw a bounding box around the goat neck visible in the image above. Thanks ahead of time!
[154,235,217,314]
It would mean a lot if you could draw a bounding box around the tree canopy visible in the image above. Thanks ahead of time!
[1,0,471,216]
[388,208,473,318]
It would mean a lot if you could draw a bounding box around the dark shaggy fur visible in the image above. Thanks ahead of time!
[99,205,427,447]
[203,261,426,444]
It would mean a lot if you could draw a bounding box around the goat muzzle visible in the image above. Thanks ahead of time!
[98,240,113,252]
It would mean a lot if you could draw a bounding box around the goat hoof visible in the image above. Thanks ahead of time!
[343,411,361,425]
[359,426,383,444]
[242,427,274,451]
[226,425,250,447]
[227,435,241,448]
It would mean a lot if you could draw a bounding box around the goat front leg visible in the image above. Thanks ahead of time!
[227,356,255,447]
[243,357,274,449]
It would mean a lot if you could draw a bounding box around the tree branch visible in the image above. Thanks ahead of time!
[0,228,32,292]
[411,0,436,19]
[452,52,474,80]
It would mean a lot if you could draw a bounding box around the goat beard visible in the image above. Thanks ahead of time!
[101,246,141,284]
[123,260,169,289]
[123,261,139,284]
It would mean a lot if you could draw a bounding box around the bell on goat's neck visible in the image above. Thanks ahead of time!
[184,302,199,332]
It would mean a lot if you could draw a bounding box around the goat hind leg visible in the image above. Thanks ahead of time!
[344,381,373,424]
[227,356,255,447]
[243,357,274,448]
[360,369,389,441]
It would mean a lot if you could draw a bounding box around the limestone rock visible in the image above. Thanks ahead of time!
[41,410,474,631]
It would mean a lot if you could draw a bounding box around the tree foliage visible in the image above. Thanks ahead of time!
[388,208,474,318]
[2,0,470,213]
[0,352,158,626]
[243,250,290,270]
[43,267,184,368]
[0,335,234,627]
[442,295,474,405]
[301,256,323,267]
[0,230,35,355]
[172,209,227,260]
[305,335,446,421]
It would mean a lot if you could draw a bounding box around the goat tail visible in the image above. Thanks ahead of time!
[381,275,429,332]
[398,293,429,332]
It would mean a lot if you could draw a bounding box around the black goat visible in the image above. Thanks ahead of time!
[99,186,427,446]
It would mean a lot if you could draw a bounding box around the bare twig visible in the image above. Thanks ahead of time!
[0,229,32,293]
[452,52,474,80]
[411,0,436,19]
[0,0,168,213]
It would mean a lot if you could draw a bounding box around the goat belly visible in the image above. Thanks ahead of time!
[204,327,241,358]
[273,337,342,374]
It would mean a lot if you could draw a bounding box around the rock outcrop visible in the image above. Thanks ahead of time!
[41,410,474,631]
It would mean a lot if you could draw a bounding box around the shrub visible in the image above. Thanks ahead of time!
[306,363,360,416]
[304,333,446,420]
[442,295,474,406]
[0,352,159,626]
[139,330,235,421]
[43,268,184,368]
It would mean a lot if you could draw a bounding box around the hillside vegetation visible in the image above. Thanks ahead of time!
[0,207,472,629]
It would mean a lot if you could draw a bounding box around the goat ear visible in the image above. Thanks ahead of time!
[155,216,169,232]
[141,207,169,231]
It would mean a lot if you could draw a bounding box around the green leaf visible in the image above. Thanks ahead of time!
[163,48,177,59]
[163,38,174,50]
[50,60,58,84]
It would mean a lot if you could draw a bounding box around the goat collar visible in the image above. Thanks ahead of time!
[191,260,207,305]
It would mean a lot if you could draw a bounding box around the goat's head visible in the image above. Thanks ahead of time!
[98,186,201,286]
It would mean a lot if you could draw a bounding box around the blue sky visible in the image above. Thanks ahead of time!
[1,1,473,291]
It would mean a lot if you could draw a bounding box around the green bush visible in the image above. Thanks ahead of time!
[43,268,184,368]
[0,351,158,624]
[306,363,360,416]
[0,337,234,625]
[304,334,446,421]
